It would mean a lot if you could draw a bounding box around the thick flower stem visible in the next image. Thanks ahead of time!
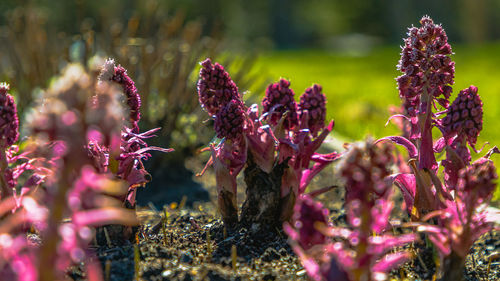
[441,252,465,281]
[240,153,287,227]
[218,189,238,227]
[0,149,10,199]
[39,161,73,281]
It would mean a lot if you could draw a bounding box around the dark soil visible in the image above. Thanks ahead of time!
[68,157,500,281]
[68,204,499,281]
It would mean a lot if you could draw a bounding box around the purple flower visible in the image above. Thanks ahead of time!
[0,83,19,147]
[442,85,482,147]
[286,194,329,250]
[214,99,246,141]
[197,58,239,116]
[396,16,455,171]
[340,140,394,203]
[99,59,141,128]
[299,84,326,136]
[398,16,454,113]
[413,157,497,280]
[439,86,483,191]
[286,140,416,281]
[457,158,497,205]
[197,59,339,227]
[111,66,141,124]
[262,79,299,130]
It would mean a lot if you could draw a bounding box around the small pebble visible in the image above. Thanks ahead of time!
[296,269,306,276]
[162,270,173,277]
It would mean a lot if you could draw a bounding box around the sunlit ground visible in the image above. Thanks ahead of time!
[257,42,500,200]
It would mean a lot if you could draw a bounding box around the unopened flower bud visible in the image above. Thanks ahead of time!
[197,58,239,116]
[299,84,326,136]
[457,158,497,202]
[290,194,329,250]
[262,79,298,130]
[442,86,482,146]
[214,100,246,141]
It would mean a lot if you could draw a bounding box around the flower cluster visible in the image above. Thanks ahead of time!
[0,83,19,148]
[98,60,173,207]
[197,60,339,227]
[298,84,327,136]
[100,59,141,128]
[397,16,454,117]
[262,78,299,130]
[341,140,394,203]
[442,85,483,147]
[382,16,487,219]
[410,157,497,280]
[197,58,239,116]
[0,61,171,281]
[286,194,329,250]
[393,16,455,173]
[382,16,498,280]
[285,140,416,281]
[214,99,246,141]
[0,83,46,205]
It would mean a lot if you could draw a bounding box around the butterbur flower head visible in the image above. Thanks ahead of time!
[0,83,19,147]
[262,78,299,130]
[111,66,141,124]
[397,16,454,114]
[197,58,239,116]
[457,158,497,203]
[214,100,246,141]
[27,64,90,149]
[99,59,141,125]
[340,140,394,203]
[288,194,329,250]
[442,86,483,146]
[299,84,326,136]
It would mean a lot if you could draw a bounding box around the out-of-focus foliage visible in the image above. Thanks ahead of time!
[3,0,500,52]
[0,1,268,196]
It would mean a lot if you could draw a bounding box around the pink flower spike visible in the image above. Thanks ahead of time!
[197,58,240,116]
[0,82,19,147]
[262,78,299,130]
[299,84,326,136]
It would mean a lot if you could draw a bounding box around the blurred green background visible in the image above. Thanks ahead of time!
[1,0,500,202]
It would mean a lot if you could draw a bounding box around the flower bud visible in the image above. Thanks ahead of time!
[397,16,455,115]
[340,140,394,203]
[289,194,329,250]
[0,83,19,147]
[214,100,246,141]
[262,78,298,130]
[197,58,239,116]
[457,158,497,202]
[442,86,482,146]
[299,84,326,136]
[99,59,141,125]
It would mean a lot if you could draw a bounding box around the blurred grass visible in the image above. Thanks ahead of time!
[256,43,500,202]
